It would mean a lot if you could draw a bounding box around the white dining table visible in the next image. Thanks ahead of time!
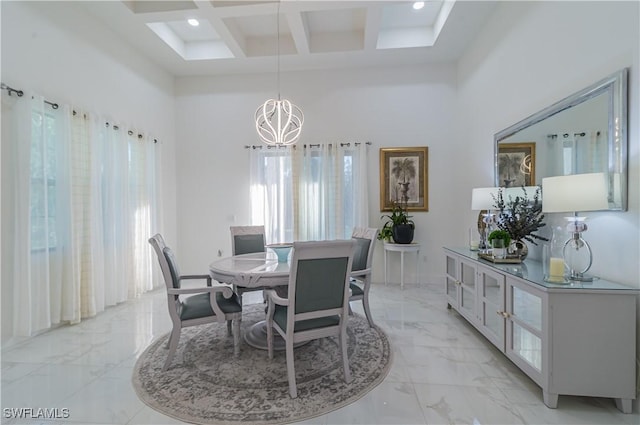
[209,251,291,350]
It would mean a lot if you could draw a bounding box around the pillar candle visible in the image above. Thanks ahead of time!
[549,257,565,279]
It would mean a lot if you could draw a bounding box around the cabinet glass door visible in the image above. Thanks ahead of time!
[512,286,542,332]
[445,254,459,304]
[511,322,542,372]
[478,267,504,347]
[507,283,544,375]
[459,261,476,319]
[445,276,458,301]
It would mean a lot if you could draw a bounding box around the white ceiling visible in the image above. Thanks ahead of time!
[78,0,499,77]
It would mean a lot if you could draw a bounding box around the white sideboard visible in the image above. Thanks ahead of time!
[443,247,637,413]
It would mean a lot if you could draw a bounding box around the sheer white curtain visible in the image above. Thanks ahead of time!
[249,146,294,244]
[3,92,158,339]
[11,94,76,335]
[249,142,369,242]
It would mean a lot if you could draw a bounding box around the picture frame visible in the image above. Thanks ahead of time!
[380,147,428,211]
[497,142,536,187]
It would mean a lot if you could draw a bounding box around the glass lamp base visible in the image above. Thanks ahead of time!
[563,228,595,282]
[567,272,598,282]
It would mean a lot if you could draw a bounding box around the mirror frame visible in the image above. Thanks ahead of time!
[494,68,628,210]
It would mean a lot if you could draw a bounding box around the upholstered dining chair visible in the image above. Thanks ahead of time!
[149,234,242,371]
[264,239,356,398]
[230,225,266,255]
[230,225,267,303]
[350,227,379,327]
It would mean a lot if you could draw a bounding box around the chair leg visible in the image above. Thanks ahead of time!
[340,326,352,384]
[267,319,274,360]
[286,339,297,398]
[232,318,241,357]
[234,285,243,306]
[362,297,375,328]
[163,326,181,371]
[227,319,232,336]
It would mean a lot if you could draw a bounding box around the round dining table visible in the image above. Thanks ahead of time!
[209,251,291,350]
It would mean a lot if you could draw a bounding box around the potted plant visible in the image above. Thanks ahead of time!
[377,201,415,244]
[487,229,511,248]
[493,186,548,259]
[487,229,510,259]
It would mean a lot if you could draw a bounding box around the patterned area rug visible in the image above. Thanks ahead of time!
[132,303,392,425]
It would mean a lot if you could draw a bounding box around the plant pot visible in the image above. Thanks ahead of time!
[392,224,414,244]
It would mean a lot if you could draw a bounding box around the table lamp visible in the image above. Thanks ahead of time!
[471,187,499,252]
[541,173,608,281]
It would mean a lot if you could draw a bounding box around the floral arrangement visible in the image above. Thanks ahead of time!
[493,186,548,245]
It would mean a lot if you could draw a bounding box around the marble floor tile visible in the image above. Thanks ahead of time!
[1,281,637,425]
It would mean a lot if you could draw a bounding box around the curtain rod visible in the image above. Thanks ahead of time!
[547,131,600,138]
[244,141,371,149]
[2,82,158,144]
[1,82,59,109]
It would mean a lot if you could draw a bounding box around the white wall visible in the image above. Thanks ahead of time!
[175,64,458,282]
[0,1,177,341]
[0,0,178,240]
[457,0,639,284]
[456,0,640,406]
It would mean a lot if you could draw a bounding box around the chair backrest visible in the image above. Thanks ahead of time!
[149,234,180,290]
[230,225,266,255]
[149,234,182,323]
[288,240,355,315]
[351,227,379,272]
[163,247,182,289]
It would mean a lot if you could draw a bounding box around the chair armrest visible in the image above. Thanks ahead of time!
[167,284,235,322]
[179,274,213,286]
[351,268,371,279]
[264,289,289,306]
[167,284,233,298]
[265,288,289,328]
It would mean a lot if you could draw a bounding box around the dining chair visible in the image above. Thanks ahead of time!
[350,227,379,327]
[264,239,356,398]
[230,225,267,304]
[149,234,242,370]
[230,225,266,255]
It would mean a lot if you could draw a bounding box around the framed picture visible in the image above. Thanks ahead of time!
[497,142,535,187]
[380,147,428,211]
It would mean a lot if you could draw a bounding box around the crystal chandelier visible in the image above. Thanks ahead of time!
[255,2,304,146]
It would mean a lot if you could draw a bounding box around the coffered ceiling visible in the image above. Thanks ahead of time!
[78,0,498,76]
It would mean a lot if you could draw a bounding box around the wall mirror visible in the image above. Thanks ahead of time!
[494,68,628,210]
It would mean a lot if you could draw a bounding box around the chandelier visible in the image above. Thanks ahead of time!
[255,2,304,146]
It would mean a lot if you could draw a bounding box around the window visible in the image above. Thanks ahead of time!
[249,143,368,243]
[30,110,58,250]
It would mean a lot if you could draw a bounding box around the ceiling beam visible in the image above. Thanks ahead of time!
[286,11,310,55]
[363,3,382,51]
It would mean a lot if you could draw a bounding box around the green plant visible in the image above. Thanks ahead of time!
[493,186,548,245]
[377,201,414,241]
[378,226,394,241]
[487,229,511,246]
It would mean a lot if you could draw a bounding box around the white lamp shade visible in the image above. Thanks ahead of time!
[542,173,609,213]
[471,187,499,210]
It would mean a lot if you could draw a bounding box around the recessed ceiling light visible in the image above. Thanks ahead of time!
[413,1,425,10]
[187,18,199,27]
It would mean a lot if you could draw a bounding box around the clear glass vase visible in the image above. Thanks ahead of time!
[543,227,568,283]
